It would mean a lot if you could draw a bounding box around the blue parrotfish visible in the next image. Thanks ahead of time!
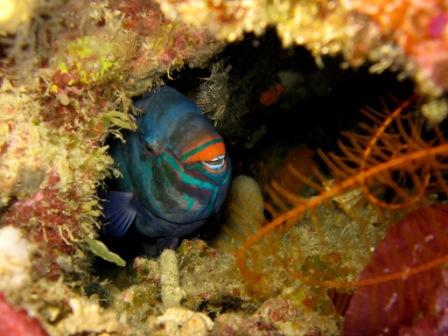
[102,86,231,248]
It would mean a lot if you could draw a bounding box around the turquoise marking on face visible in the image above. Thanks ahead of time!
[163,154,216,190]
[105,86,231,239]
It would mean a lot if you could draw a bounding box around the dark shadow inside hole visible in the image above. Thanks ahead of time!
[166,27,414,177]
[95,26,415,270]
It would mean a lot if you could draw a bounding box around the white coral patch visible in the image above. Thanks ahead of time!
[0,0,36,35]
[150,307,214,336]
[57,298,120,334]
[0,225,32,291]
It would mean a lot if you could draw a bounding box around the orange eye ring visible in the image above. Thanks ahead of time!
[183,140,226,163]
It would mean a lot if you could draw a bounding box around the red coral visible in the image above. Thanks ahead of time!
[344,205,448,335]
[2,173,80,279]
[109,0,167,34]
[0,293,47,336]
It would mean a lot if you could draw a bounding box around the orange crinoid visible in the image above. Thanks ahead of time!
[236,94,448,300]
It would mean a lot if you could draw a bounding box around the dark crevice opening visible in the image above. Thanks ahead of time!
[166,27,414,177]
[96,26,415,267]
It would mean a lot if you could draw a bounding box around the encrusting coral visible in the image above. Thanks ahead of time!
[158,0,448,101]
[0,0,225,334]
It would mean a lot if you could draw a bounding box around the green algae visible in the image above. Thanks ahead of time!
[85,237,126,267]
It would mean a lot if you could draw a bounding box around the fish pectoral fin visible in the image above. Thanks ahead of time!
[102,191,138,237]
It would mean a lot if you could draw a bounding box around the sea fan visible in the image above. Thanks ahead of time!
[236,95,448,300]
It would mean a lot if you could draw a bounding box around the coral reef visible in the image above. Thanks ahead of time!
[158,0,448,104]
[110,257,162,327]
[106,240,256,334]
[0,227,121,334]
[211,287,340,336]
[237,97,448,290]
[0,0,225,334]
[178,240,254,314]
[55,297,121,335]
[1,0,448,335]
[236,96,448,333]
[345,0,448,95]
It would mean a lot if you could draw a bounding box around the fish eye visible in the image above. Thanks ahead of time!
[202,155,225,170]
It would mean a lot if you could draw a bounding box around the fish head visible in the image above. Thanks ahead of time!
[131,87,231,225]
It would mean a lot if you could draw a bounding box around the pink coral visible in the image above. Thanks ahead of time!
[347,0,448,92]
[0,293,47,336]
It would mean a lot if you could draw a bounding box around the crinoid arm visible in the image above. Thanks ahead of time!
[236,96,448,307]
